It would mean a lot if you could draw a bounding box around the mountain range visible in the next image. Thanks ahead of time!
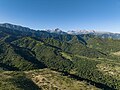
[0,23,120,39]
[0,23,120,90]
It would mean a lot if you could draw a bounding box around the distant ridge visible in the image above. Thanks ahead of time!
[0,23,34,32]
[0,23,120,39]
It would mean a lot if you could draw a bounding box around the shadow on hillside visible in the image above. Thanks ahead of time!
[0,62,19,71]
[57,70,115,90]
[9,73,41,90]
[11,44,46,69]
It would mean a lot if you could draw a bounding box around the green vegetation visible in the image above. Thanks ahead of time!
[0,26,120,89]
[60,52,72,61]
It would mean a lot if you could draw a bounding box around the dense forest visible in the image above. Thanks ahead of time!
[0,23,120,90]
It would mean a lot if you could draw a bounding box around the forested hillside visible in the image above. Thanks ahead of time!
[0,24,120,90]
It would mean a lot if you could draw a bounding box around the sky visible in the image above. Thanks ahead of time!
[0,0,120,33]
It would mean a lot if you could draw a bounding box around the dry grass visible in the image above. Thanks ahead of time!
[112,51,120,56]
[0,69,101,90]
[25,69,100,90]
[97,63,120,80]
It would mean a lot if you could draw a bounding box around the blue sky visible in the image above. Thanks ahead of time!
[0,0,120,33]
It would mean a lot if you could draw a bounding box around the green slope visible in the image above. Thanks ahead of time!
[0,26,120,89]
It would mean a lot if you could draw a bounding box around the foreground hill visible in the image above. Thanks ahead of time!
[0,69,100,90]
[0,23,120,89]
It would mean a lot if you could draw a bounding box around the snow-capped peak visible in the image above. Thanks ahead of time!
[67,30,96,35]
